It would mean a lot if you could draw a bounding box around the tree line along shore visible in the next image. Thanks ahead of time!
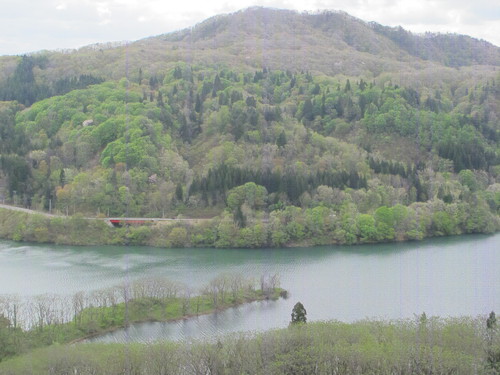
[0,201,498,249]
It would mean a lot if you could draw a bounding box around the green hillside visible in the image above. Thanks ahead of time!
[0,8,499,248]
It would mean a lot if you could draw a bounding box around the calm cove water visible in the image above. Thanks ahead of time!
[0,233,499,343]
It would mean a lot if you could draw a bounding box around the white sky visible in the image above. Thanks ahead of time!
[1,0,499,56]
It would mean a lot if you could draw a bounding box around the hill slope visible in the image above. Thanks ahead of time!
[0,7,498,90]
[0,7,499,248]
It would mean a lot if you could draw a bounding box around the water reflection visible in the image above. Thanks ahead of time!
[88,300,285,344]
[0,233,499,342]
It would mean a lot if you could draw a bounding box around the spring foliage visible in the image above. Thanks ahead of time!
[0,316,499,374]
[0,62,498,247]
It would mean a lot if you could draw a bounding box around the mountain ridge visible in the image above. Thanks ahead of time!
[0,7,498,87]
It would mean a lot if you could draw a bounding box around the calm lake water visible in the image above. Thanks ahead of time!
[0,233,499,343]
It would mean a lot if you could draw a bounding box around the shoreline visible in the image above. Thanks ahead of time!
[0,205,499,249]
[73,292,286,344]
[0,275,286,361]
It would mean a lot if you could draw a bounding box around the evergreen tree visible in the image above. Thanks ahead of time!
[156,91,164,107]
[212,74,222,97]
[344,79,351,92]
[276,131,287,148]
[149,76,159,90]
[311,83,320,95]
[138,68,143,84]
[234,205,246,228]
[419,312,427,325]
[175,183,183,202]
[486,311,500,371]
[359,78,367,91]
[59,169,65,188]
[291,302,307,324]
[195,93,202,113]
[487,311,497,329]
[302,98,314,121]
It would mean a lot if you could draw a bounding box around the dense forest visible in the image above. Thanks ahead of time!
[0,57,499,247]
[0,8,499,248]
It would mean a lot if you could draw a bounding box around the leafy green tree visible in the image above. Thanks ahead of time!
[215,213,238,248]
[304,206,332,237]
[458,169,477,191]
[432,211,454,236]
[334,202,358,244]
[0,315,19,362]
[226,183,267,211]
[466,199,497,233]
[169,227,188,247]
[357,214,377,242]
[374,206,395,241]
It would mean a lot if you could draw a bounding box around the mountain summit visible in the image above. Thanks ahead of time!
[1,7,498,84]
[163,7,499,71]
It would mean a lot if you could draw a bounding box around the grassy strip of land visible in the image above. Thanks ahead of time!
[0,275,285,362]
[0,316,498,374]
[73,287,285,342]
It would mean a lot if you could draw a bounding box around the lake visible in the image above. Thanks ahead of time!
[0,233,498,343]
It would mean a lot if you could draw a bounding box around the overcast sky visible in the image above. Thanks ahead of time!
[1,0,499,56]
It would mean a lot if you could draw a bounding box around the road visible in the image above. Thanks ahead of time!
[0,203,59,218]
[0,204,213,225]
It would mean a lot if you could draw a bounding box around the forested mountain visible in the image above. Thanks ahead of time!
[0,7,499,247]
[1,7,499,88]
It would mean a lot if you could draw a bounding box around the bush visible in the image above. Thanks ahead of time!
[127,226,153,245]
[169,227,188,247]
